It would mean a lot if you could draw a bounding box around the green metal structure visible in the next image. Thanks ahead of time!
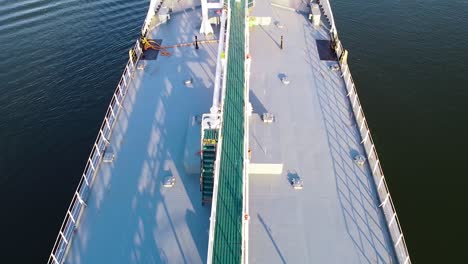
[211,0,246,262]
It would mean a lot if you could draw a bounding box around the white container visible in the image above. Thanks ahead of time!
[311,3,321,26]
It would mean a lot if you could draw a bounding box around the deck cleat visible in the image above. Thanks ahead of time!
[261,113,275,123]
[354,154,366,166]
[291,177,304,190]
[162,175,176,187]
[288,171,303,190]
[103,147,115,163]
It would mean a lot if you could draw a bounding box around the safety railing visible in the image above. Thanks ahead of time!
[47,39,143,264]
[319,0,411,262]
[340,60,411,264]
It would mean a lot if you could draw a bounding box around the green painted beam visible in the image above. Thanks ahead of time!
[212,0,246,263]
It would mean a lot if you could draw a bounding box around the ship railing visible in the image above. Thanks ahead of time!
[332,25,412,264]
[340,60,411,264]
[47,39,143,264]
[316,1,411,263]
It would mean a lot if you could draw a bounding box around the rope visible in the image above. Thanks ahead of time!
[142,38,171,56]
[141,37,219,57]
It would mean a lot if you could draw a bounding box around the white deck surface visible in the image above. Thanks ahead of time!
[65,9,218,264]
[248,6,397,264]
[61,2,399,264]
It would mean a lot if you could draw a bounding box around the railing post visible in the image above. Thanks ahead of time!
[395,233,403,247]
[347,87,353,97]
[105,117,111,131]
[361,130,369,144]
[368,144,375,158]
[118,84,124,99]
[404,256,410,264]
[379,193,390,208]
[88,158,95,171]
[59,231,68,245]
[346,72,352,88]
[82,173,89,186]
[94,143,101,156]
[359,117,366,132]
[67,210,76,224]
[372,159,380,174]
[389,212,397,226]
[122,72,128,87]
[113,93,121,107]
[110,105,116,119]
[377,176,385,190]
[135,41,141,58]
[352,93,358,108]
[75,191,86,206]
[51,254,59,264]
[99,129,108,145]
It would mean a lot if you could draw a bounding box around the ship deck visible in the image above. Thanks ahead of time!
[65,9,218,264]
[59,1,402,264]
[247,3,398,264]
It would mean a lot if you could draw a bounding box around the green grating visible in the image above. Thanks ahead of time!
[212,0,246,263]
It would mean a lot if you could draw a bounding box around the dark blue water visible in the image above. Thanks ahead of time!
[333,1,468,263]
[0,0,466,262]
[0,0,147,262]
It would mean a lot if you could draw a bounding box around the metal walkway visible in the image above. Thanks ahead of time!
[211,0,246,263]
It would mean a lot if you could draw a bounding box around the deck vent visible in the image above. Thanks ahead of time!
[354,154,366,166]
[288,171,303,190]
[185,78,193,86]
[281,75,290,85]
[261,113,275,123]
[163,175,176,188]
[329,64,340,71]
[103,147,115,163]
[275,21,284,29]
[291,178,303,190]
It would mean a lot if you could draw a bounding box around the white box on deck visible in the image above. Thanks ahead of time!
[249,163,283,174]
[158,7,170,24]
[310,3,321,26]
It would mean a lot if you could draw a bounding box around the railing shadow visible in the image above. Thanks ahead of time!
[257,214,287,264]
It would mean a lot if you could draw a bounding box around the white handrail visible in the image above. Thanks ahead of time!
[341,60,411,264]
[318,0,412,261]
[47,39,142,264]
